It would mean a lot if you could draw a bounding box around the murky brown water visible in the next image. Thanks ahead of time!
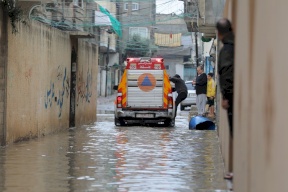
[0,114,227,192]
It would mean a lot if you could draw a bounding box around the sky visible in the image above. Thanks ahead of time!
[156,0,184,14]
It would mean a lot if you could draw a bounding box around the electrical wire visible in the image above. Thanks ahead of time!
[28,0,197,51]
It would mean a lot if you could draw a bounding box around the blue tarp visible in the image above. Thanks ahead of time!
[99,5,122,37]
[189,116,215,130]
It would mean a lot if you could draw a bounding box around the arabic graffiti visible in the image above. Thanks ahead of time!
[85,70,92,102]
[44,82,55,109]
[44,67,69,118]
[65,76,70,98]
[77,68,92,103]
[56,68,67,117]
[57,66,63,80]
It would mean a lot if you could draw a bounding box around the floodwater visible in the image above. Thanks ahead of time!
[0,108,228,192]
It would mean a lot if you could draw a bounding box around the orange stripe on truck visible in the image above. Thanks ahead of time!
[118,70,127,107]
[163,70,171,108]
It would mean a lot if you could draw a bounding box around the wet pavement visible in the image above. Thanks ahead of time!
[0,94,229,192]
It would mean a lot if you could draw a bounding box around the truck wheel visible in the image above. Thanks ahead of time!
[114,118,125,126]
[180,105,185,111]
[164,118,175,127]
[169,118,175,127]
[114,118,120,126]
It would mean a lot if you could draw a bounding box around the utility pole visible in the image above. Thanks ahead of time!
[195,32,199,67]
[105,35,110,97]
[116,0,122,78]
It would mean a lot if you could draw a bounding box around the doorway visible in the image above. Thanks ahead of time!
[69,47,77,127]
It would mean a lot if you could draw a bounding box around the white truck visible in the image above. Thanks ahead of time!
[113,57,176,127]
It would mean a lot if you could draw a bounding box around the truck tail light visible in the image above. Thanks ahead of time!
[168,95,173,109]
[117,95,122,108]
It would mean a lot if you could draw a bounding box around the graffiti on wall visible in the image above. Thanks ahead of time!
[44,67,70,118]
[77,68,92,103]
[44,82,55,109]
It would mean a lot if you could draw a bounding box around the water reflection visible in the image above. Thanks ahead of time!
[0,133,71,192]
[0,118,227,192]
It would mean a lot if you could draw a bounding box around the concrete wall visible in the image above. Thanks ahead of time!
[75,40,97,126]
[5,21,97,144]
[221,0,288,191]
[7,21,71,142]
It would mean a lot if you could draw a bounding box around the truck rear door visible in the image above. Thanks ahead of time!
[127,69,164,108]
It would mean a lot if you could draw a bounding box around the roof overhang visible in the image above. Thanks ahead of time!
[198,25,216,38]
[70,31,95,38]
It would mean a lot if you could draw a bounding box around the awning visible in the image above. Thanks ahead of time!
[99,5,122,37]
[94,11,112,26]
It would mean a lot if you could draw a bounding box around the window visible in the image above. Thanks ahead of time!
[129,27,148,39]
[183,56,190,62]
[131,3,139,10]
[124,3,139,10]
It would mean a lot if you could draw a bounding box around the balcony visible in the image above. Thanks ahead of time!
[181,0,225,37]
[181,0,198,32]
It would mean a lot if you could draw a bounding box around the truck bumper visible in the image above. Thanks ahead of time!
[115,109,174,121]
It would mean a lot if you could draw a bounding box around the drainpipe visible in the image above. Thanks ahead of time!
[116,1,122,79]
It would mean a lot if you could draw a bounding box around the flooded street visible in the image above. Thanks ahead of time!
[0,99,228,192]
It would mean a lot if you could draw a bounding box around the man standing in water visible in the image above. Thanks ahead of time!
[193,65,207,116]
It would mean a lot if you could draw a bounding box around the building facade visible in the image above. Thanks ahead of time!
[95,1,121,97]
[118,0,156,59]
[0,0,117,144]
[154,14,195,81]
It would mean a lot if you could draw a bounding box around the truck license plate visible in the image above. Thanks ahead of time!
[136,113,154,118]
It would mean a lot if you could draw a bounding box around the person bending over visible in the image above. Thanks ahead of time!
[169,74,187,117]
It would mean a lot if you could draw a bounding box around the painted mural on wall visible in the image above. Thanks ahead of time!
[44,66,70,118]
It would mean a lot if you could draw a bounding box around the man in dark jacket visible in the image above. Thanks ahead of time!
[193,65,207,116]
[216,18,235,181]
[216,18,234,138]
[169,74,187,117]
